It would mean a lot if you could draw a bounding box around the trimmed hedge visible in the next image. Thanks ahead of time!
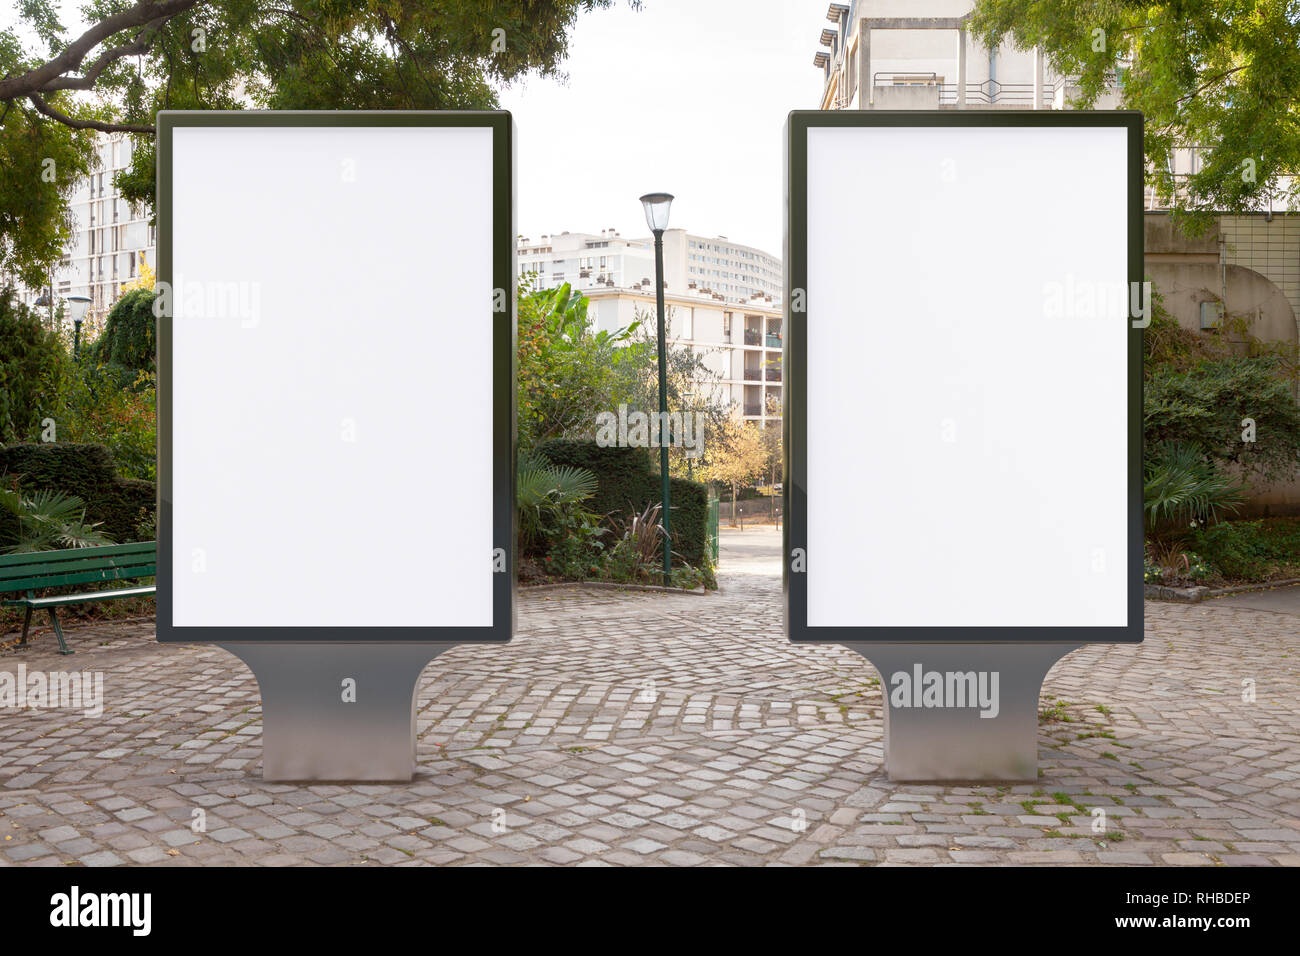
[537,439,709,567]
[0,443,155,544]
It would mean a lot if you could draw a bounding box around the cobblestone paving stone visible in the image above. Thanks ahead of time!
[0,528,1297,866]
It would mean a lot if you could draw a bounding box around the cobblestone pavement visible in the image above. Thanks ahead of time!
[1,526,1298,866]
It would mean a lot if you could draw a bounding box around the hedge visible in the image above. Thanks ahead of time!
[536,439,709,567]
[0,443,155,544]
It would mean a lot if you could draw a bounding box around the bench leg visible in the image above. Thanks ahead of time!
[46,608,73,656]
[19,606,33,646]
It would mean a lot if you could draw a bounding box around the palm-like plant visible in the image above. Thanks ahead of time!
[517,451,599,552]
[0,484,114,554]
[1144,442,1245,545]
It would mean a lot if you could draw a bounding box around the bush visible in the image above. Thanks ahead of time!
[536,439,710,567]
[1190,518,1300,582]
[88,287,156,376]
[0,287,65,444]
[0,443,155,544]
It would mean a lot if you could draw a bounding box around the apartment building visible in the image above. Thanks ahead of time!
[814,0,1123,113]
[517,229,782,306]
[583,285,783,429]
[13,132,155,326]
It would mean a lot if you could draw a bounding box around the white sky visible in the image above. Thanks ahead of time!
[499,0,831,255]
[5,0,831,256]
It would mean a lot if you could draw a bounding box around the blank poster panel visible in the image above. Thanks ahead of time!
[804,123,1131,632]
[168,124,494,630]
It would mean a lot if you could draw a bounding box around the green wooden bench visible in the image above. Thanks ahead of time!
[0,542,156,655]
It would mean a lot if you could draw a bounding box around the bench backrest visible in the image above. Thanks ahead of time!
[0,541,157,594]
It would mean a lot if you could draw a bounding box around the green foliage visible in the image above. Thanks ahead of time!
[1144,442,1246,544]
[1,1,637,268]
[537,439,711,570]
[0,287,65,444]
[0,481,112,553]
[55,365,157,482]
[1190,517,1300,581]
[89,288,157,376]
[0,443,155,545]
[517,449,600,555]
[517,280,645,450]
[969,0,1300,233]
[0,74,97,286]
[1145,356,1300,487]
[1142,286,1300,490]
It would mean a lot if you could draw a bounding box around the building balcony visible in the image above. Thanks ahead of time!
[765,367,782,382]
[743,403,763,417]
[743,329,762,346]
[743,367,762,381]
[765,333,782,348]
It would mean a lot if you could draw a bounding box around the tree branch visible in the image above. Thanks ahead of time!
[38,19,168,93]
[0,0,202,101]
[26,93,155,134]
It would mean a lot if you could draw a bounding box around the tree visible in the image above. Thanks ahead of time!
[88,286,156,376]
[0,286,65,443]
[697,417,767,528]
[516,280,646,450]
[626,305,735,478]
[0,1,638,281]
[968,0,1300,233]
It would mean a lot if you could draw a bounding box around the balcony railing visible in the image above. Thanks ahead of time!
[765,367,782,382]
[743,329,762,346]
[937,80,1053,108]
[765,334,782,348]
[744,367,762,381]
[743,403,763,417]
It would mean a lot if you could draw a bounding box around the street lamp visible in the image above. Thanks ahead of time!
[63,295,92,357]
[640,191,674,586]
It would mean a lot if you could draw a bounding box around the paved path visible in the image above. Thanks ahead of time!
[0,526,1297,866]
[1208,583,1300,617]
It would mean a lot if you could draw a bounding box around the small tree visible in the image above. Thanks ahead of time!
[698,418,767,528]
[0,287,65,444]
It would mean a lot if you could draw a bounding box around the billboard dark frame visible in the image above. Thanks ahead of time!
[783,109,1144,645]
[156,110,515,644]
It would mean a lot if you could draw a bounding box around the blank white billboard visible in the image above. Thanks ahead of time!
[786,113,1142,642]
[157,113,512,640]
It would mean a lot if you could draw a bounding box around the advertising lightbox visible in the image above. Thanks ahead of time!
[785,111,1143,644]
[157,112,514,643]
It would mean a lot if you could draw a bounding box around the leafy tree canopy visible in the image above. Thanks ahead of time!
[969,0,1300,232]
[0,0,637,281]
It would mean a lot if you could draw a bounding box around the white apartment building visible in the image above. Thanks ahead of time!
[12,132,155,326]
[517,228,785,428]
[583,285,783,429]
[517,229,782,306]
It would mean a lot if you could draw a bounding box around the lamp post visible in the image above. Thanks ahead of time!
[640,191,674,586]
[64,295,92,357]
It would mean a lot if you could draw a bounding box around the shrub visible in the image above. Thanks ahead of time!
[0,482,113,553]
[0,287,65,444]
[56,365,157,481]
[0,443,155,544]
[88,287,156,377]
[536,439,710,567]
[1144,442,1245,546]
[1190,518,1300,582]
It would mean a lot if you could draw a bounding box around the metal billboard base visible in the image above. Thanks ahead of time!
[844,643,1081,782]
[222,643,454,782]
